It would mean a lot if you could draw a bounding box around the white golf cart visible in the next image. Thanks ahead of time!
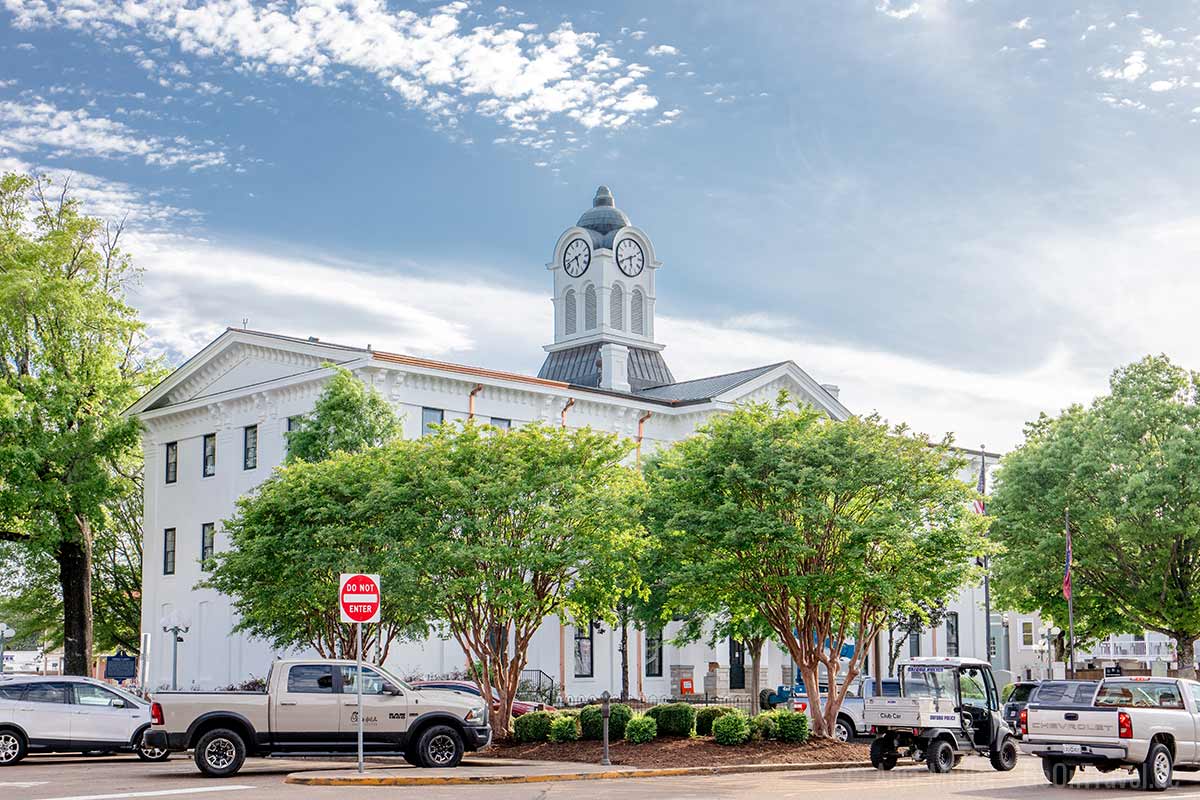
[864,657,1019,773]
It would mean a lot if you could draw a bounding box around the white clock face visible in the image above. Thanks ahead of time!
[563,238,591,277]
[616,238,644,277]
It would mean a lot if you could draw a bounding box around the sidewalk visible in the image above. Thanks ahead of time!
[285,756,873,786]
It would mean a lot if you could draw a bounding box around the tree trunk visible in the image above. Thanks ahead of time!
[620,621,630,701]
[1178,636,1196,680]
[60,519,94,676]
[748,637,764,717]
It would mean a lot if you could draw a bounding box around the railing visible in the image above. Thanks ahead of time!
[562,693,759,715]
[518,669,557,706]
[1082,640,1176,660]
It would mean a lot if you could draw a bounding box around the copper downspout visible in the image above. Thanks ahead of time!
[636,411,653,465]
[467,384,484,419]
[559,396,575,704]
[560,397,575,428]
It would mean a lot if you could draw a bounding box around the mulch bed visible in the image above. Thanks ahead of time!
[481,736,868,769]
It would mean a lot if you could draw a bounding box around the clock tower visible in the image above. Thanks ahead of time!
[538,186,674,393]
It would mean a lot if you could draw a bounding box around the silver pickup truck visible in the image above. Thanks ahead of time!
[143,658,490,776]
[1021,676,1200,791]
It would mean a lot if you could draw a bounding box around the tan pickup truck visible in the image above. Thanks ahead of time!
[142,658,490,776]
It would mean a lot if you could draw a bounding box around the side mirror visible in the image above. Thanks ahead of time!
[382,682,401,696]
[110,698,127,708]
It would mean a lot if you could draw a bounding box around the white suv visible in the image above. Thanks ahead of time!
[0,675,169,766]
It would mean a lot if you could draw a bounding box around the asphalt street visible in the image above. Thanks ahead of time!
[4,753,1200,800]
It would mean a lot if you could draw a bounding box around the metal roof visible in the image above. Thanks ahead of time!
[633,362,785,402]
[537,342,674,390]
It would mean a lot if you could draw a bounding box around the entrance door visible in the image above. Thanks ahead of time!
[729,639,746,691]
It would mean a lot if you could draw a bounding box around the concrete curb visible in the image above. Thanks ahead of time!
[284,759,874,786]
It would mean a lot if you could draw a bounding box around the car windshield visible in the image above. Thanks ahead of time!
[1006,684,1035,703]
[1034,682,1096,704]
[902,665,957,701]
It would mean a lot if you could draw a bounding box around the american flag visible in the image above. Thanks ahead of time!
[1062,516,1073,601]
[973,455,987,515]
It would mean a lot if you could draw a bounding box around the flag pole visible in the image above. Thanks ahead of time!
[981,447,992,666]
[1065,506,1076,679]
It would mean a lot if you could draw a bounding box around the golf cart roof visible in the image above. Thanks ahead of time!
[897,657,992,669]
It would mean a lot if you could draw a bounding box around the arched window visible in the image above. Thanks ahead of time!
[610,283,624,330]
[564,288,577,335]
[584,284,597,330]
[631,287,644,335]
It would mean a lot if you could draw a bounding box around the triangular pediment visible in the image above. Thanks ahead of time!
[713,362,850,420]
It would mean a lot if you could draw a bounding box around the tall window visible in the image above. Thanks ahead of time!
[164,442,178,484]
[645,627,663,677]
[202,433,216,477]
[200,522,215,565]
[163,528,176,575]
[630,288,645,335]
[563,288,577,334]
[584,284,597,330]
[1021,621,1034,647]
[243,425,258,470]
[909,631,921,657]
[945,612,960,657]
[574,623,594,678]
[490,417,511,429]
[422,407,444,436]
[285,416,298,454]
[609,283,624,330]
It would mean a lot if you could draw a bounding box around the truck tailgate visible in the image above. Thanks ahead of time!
[1026,706,1119,743]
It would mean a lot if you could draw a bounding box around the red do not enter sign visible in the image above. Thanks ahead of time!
[339,573,381,624]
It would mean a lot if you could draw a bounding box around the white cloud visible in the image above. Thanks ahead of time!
[1012,17,1031,30]
[5,0,666,141]
[1149,79,1175,92]
[1028,38,1047,50]
[646,44,677,57]
[629,30,647,41]
[1099,51,1148,82]
[876,1,920,21]
[0,99,226,169]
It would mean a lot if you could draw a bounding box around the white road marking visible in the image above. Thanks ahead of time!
[33,785,254,800]
[0,782,49,788]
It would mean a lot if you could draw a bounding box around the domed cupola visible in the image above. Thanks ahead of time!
[576,185,631,248]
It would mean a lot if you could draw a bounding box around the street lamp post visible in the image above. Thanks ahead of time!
[160,613,190,690]
[0,623,14,675]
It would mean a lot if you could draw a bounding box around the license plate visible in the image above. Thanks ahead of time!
[1062,744,1082,754]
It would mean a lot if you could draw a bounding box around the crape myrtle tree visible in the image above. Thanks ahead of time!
[205,369,412,659]
[0,173,160,674]
[645,396,988,738]
[990,356,1200,677]
[385,420,647,738]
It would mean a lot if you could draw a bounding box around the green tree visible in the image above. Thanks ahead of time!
[285,365,400,464]
[0,173,158,674]
[389,420,647,737]
[645,396,988,737]
[203,445,431,661]
[990,355,1200,676]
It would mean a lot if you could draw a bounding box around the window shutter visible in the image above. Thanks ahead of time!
[564,289,577,334]
[584,284,597,330]
[610,283,624,329]
[631,288,644,335]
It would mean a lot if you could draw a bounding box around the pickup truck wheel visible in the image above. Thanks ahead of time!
[0,730,27,766]
[869,738,897,770]
[417,725,464,769]
[834,717,854,742]
[194,729,246,778]
[1137,743,1172,792]
[926,739,955,773]
[989,735,1018,771]
[1042,758,1076,786]
[402,750,422,768]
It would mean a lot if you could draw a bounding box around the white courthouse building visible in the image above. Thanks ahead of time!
[130,186,996,701]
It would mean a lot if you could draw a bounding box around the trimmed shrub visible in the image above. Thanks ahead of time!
[712,711,751,746]
[579,704,633,740]
[644,703,696,737]
[513,710,553,743]
[548,714,581,743]
[695,706,737,737]
[750,710,779,741]
[624,714,657,744]
[774,710,810,744]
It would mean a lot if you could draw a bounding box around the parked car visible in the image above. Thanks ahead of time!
[143,658,490,777]
[1029,680,1098,706]
[410,680,555,717]
[1001,681,1039,737]
[1021,676,1200,790]
[0,675,169,766]
[774,678,900,742]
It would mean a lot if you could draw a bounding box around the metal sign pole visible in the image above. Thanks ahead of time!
[357,621,364,774]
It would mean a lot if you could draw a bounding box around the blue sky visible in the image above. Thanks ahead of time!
[3,0,1199,449]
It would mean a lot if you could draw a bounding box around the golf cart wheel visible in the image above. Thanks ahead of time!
[926,739,955,773]
[869,738,897,771]
[989,735,1018,772]
[1042,759,1076,786]
[1137,743,1172,792]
